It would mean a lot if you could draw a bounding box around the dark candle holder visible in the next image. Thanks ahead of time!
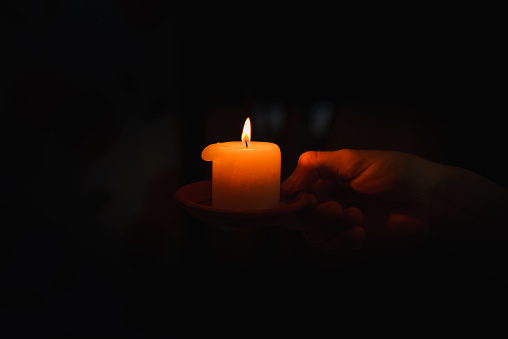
[174,181,310,229]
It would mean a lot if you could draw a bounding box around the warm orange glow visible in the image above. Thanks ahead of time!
[242,117,251,148]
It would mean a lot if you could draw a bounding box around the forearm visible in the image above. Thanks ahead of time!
[431,164,508,237]
[430,163,508,279]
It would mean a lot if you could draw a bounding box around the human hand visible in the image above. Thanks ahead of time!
[281,150,439,254]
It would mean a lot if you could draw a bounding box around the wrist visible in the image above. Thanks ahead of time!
[428,162,508,239]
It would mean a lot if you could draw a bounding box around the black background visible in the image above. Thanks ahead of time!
[1,1,506,337]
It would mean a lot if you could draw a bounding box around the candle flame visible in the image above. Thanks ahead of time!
[242,117,251,148]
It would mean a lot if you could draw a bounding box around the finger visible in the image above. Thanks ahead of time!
[320,205,363,240]
[343,207,363,228]
[284,194,318,232]
[311,179,354,206]
[312,201,343,225]
[311,179,343,204]
[281,151,343,194]
[281,149,369,195]
[293,200,344,234]
[324,226,366,254]
[287,201,344,242]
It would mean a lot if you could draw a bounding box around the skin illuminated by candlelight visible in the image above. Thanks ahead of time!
[281,149,508,274]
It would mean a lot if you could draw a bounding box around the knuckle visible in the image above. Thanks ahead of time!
[336,148,354,160]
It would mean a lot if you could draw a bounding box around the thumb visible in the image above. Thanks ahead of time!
[281,150,348,194]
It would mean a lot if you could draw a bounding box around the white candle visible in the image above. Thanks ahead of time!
[201,118,281,210]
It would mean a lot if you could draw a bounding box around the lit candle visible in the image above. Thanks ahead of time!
[202,118,281,210]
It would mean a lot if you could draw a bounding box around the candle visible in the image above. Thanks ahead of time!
[202,118,281,210]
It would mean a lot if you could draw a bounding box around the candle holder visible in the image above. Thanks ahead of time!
[174,181,311,229]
